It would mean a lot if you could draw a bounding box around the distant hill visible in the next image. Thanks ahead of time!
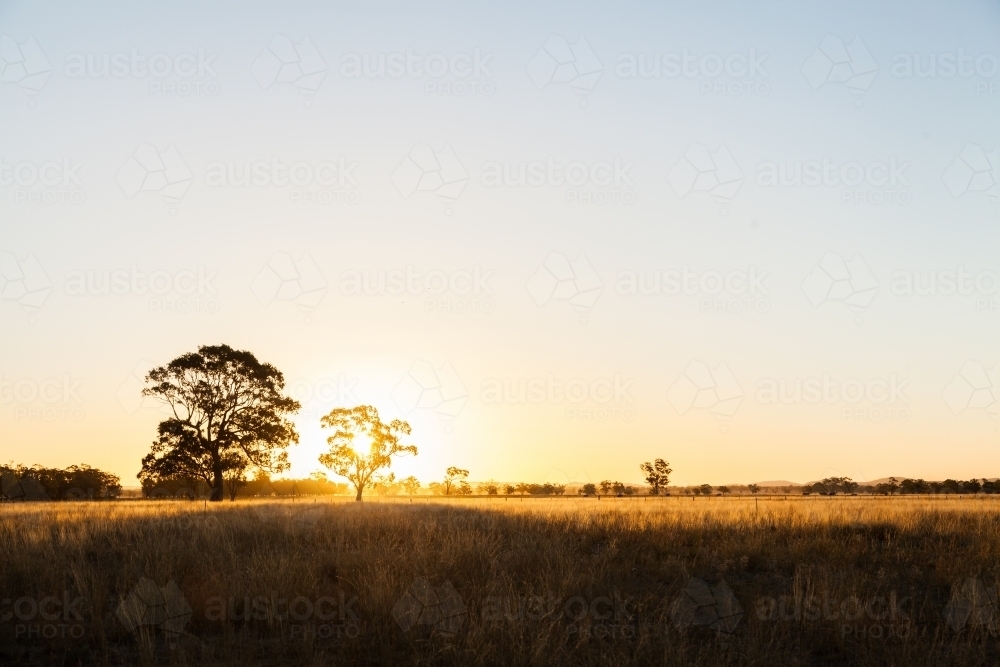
[753,480,802,487]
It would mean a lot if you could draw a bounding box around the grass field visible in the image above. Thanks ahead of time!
[2,496,999,666]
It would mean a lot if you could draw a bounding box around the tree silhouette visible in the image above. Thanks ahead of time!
[442,467,469,495]
[401,476,421,496]
[319,405,416,501]
[640,459,672,495]
[222,453,250,501]
[138,344,300,502]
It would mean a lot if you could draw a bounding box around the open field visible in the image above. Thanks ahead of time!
[2,497,999,666]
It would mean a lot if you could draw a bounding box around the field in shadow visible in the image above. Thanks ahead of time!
[1,497,998,666]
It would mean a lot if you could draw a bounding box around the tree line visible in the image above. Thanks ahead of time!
[133,344,681,503]
[0,463,122,501]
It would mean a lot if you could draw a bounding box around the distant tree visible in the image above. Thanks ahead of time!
[222,454,250,501]
[623,486,636,496]
[552,484,566,496]
[599,480,613,496]
[372,474,399,496]
[138,344,300,501]
[874,477,900,495]
[717,485,731,495]
[319,405,416,501]
[817,477,856,495]
[442,467,470,495]
[699,484,713,496]
[6,463,122,500]
[401,476,421,496]
[962,479,982,494]
[579,483,597,496]
[612,481,625,496]
[748,484,760,495]
[639,459,672,495]
[503,484,516,496]
[900,478,930,494]
[941,479,961,494]
[514,482,530,496]
[428,482,445,495]
[477,480,499,495]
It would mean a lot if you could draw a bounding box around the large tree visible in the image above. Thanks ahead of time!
[319,405,416,501]
[138,344,300,501]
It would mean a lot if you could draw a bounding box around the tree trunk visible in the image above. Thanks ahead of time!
[355,487,363,502]
[210,455,224,502]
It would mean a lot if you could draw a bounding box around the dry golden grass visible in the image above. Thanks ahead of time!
[2,496,999,666]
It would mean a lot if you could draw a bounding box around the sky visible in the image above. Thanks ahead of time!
[1,0,998,488]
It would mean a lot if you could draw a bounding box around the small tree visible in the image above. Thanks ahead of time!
[699,484,713,496]
[748,483,760,495]
[503,484,516,496]
[401,476,421,496]
[477,480,499,495]
[599,480,613,496]
[514,483,530,496]
[639,459,672,495]
[579,483,597,496]
[372,474,399,496]
[222,454,250,501]
[717,485,730,495]
[442,467,469,495]
[319,405,416,502]
[612,481,625,496]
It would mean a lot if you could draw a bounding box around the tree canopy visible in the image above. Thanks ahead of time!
[138,344,300,501]
[319,405,416,501]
